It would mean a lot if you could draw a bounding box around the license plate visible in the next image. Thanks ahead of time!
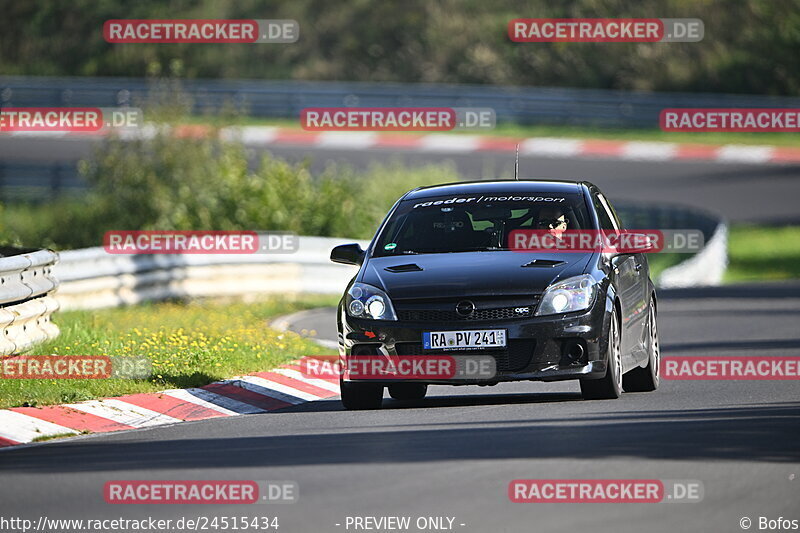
[423,329,507,350]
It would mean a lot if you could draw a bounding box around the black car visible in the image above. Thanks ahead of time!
[330,180,660,409]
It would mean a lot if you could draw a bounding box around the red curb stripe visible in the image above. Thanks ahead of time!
[0,364,340,449]
[372,134,425,148]
[0,436,21,447]
[174,125,214,138]
[202,383,293,410]
[475,137,523,152]
[253,371,337,398]
[581,140,626,157]
[273,129,320,144]
[771,147,800,163]
[674,143,720,160]
[13,127,798,165]
[115,392,227,421]
[9,405,133,433]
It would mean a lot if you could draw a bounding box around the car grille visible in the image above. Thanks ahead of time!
[394,340,535,373]
[397,304,536,322]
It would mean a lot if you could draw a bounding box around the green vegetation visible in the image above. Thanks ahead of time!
[31,432,89,443]
[1,0,797,95]
[0,295,339,409]
[725,225,800,282]
[0,121,460,250]
[647,253,685,280]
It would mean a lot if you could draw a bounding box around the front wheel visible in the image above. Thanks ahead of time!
[623,298,660,392]
[340,377,384,410]
[580,307,623,400]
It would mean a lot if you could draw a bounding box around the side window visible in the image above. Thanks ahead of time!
[592,192,616,231]
[598,193,624,230]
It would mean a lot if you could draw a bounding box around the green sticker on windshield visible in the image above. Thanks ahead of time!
[384,243,397,250]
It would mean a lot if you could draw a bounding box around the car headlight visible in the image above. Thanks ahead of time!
[536,274,597,316]
[346,282,398,320]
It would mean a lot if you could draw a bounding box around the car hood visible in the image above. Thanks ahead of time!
[361,251,593,299]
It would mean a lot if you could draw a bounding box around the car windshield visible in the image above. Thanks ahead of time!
[374,192,591,256]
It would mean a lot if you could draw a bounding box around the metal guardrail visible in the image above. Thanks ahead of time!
[53,236,369,310]
[3,75,800,128]
[0,247,60,355]
[614,203,728,287]
[0,162,85,202]
[616,204,720,237]
[659,222,728,288]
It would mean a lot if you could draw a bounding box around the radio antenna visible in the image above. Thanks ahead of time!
[514,144,520,180]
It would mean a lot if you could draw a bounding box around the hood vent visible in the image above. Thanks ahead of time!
[521,259,566,268]
[384,263,423,273]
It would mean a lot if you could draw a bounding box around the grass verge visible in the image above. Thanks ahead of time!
[31,432,89,443]
[725,225,800,282]
[0,295,339,410]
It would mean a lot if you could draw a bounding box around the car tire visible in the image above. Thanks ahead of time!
[388,383,428,400]
[623,298,660,392]
[340,377,384,410]
[580,307,623,400]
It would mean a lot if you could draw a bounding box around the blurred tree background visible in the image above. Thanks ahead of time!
[1,0,798,95]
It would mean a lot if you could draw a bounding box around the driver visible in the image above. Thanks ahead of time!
[535,206,569,238]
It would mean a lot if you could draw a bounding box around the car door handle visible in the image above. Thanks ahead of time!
[634,262,643,272]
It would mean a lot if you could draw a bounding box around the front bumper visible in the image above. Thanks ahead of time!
[338,297,610,385]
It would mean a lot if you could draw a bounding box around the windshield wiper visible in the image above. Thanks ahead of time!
[387,248,510,255]
[447,247,511,253]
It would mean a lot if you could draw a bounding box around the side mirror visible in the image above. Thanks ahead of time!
[330,243,365,266]
[621,232,659,254]
[606,231,661,256]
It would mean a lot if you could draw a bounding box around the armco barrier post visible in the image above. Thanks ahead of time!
[0,247,60,356]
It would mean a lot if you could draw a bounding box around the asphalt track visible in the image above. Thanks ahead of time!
[1,137,799,532]
[2,135,800,223]
[1,283,799,532]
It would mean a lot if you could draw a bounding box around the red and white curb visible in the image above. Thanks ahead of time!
[5,125,800,165]
[0,362,339,449]
[221,127,800,164]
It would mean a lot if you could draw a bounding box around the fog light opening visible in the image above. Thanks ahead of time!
[352,345,380,356]
[560,339,586,366]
